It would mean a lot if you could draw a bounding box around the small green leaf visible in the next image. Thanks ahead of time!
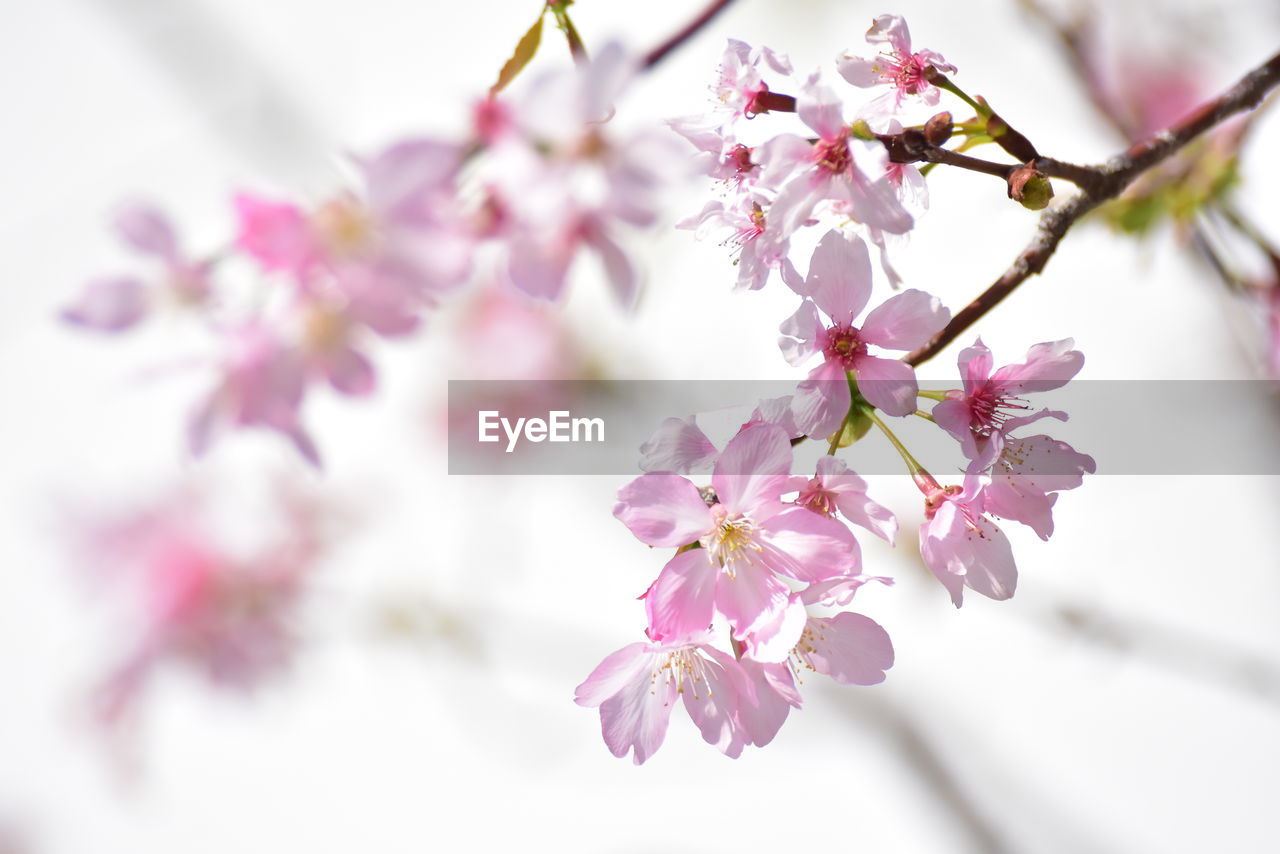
[490,11,546,96]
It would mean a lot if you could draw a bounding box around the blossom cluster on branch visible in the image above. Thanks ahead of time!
[577,16,1097,763]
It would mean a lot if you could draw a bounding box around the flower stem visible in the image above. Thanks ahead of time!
[863,406,927,477]
[916,388,950,401]
[932,75,986,116]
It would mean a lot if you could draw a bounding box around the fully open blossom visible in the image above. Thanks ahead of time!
[932,338,1085,464]
[792,455,897,544]
[754,73,914,248]
[62,202,211,332]
[677,195,800,291]
[980,431,1096,540]
[837,15,956,119]
[491,42,675,306]
[615,424,861,660]
[710,38,794,125]
[917,473,1017,608]
[780,231,949,433]
[574,630,753,764]
[738,612,894,746]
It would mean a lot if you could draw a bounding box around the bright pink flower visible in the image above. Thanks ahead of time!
[63,202,210,332]
[574,631,753,763]
[837,15,956,118]
[754,74,914,244]
[917,473,1017,608]
[932,338,1084,463]
[737,612,894,746]
[234,193,321,276]
[615,424,860,660]
[780,231,949,431]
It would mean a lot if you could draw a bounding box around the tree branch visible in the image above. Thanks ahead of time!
[906,50,1280,367]
[641,0,737,71]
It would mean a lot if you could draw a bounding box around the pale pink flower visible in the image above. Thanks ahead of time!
[75,487,326,728]
[668,118,759,187]
[712,39,794,124]
[677,196,801,291]
[615,424,860,660]
[917,473,1017,608]
[737,612,894,746]
[188,323,319,465]
[574,630,753,763]
[495,42,673,306]
[932,338,1084,464]
[63,202,211,332]
[780,231,949,432]
[637,396,804,475]
[792,455,897,544]
[754,75,914,245]
[837,15,956,118]
[980,432,1096,540]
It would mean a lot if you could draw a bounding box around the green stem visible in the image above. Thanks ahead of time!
[933,75,986,116]
[916,388,950,401]
[863,407,927,476]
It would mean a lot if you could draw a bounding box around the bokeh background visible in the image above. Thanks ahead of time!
[3,0,1280,851]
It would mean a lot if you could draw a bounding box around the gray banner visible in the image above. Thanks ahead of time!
[447,380,1280,475]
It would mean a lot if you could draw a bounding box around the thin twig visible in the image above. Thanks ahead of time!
[641,0,738,70]
[906,51,1280,367]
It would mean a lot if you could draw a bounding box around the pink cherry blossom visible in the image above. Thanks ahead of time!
[932,338,1084,463]
[493,42,674,306]
[72,486,328,728]
[62,202,211,332]
[574,631,753,763]
[737,612,894,746]
[754,74,914,246]
[779,230,949,432]
[792,455,897,544]
[614,424,861,660]
[188,323,319,466]
[677,195,801,291]
[917,473,1017,608]
[980,431,1096,540]
[711,39,794,125]
[837,15,956,118]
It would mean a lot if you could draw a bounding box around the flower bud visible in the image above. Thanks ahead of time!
[1008,164,1053,211]
[923,112,953,146]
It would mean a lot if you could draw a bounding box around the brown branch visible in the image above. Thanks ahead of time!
[906,50,1280,367]
[641,0,737,70]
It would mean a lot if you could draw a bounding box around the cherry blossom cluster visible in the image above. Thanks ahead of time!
[577,17,1096,763]
[66,483,333,730]
[62,44,672,465]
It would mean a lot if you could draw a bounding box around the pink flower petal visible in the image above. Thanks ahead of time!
[805,231,873,323]
[614,474,712,547]
[861,288,949,351]
[113,202,178,260]
[574,642,654,707]
[638,417,719,474]
[758,506,861,583]
[792,359,851,438]
[853,354,918,416]
[802,613,893,685]
[779,299,824,366]
[644,549,718,641]
[711,423,793,516]
[61,277,148,332]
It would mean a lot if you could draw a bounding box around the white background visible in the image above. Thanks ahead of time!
[3,0,1279,852]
